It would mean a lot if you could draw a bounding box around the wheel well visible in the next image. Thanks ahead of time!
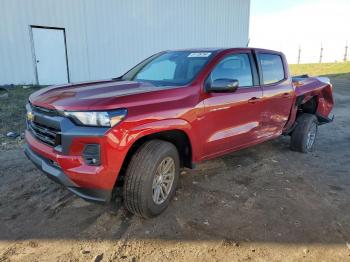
[299,96,318,114]
[113,130,192,193]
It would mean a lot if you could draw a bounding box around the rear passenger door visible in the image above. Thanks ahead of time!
[256,52,294,137]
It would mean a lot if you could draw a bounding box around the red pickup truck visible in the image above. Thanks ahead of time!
[24,48,334,218]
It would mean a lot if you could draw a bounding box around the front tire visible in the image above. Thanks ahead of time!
[290,113,318,153]
[123,140,180,218]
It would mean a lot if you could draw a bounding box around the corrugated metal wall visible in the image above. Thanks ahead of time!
[0,0,250,85]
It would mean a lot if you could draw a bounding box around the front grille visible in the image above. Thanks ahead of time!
[28,121,61,146]
[27,104,61,147]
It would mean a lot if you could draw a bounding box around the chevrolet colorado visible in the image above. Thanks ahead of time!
[24,48,334,218]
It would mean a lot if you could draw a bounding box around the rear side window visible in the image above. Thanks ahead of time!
[210,54,253,87]
[259,54,285,84]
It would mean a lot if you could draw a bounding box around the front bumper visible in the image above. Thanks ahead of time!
[24,143,112,202]
[24,103,132,202]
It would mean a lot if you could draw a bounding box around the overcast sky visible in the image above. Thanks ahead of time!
[249,0,350,64]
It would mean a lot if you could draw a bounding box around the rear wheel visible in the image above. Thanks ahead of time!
[122,140,179,218]
[290,113,318,153]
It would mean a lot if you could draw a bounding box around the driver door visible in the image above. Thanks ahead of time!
[201,51,264,159]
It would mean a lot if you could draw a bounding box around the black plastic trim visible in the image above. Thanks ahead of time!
[83,144,101,166]
[295,95,305,106]
[316,113,334,125]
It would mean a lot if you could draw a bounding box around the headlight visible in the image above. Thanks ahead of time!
[63,109,127,127]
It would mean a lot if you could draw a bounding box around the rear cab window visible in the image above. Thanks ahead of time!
[258,54,285,85]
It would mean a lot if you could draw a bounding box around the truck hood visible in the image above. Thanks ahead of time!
[29,80,182,111]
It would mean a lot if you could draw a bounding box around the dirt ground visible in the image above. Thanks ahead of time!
[1,74,350,261]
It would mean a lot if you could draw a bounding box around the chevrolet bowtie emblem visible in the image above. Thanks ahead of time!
[27,111,34,122]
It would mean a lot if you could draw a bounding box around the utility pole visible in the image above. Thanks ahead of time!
[297,46,301,64]
[319,43,323,63]
[344,41,348,62]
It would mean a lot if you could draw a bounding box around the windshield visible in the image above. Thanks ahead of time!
[121,51,215,87]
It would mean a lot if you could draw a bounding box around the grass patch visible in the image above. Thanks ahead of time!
[0,86,41,148]
[289,62,350,76]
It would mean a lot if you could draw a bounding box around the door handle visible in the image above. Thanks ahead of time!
[248,97,260,103]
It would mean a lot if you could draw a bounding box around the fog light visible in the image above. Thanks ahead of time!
[83,144,101,166]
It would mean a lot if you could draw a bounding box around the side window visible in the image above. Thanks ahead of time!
[135,60,176,81]
[210,54,253,87]
[259,54,285,84]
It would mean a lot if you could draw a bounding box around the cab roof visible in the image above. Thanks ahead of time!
[167,47,283,55]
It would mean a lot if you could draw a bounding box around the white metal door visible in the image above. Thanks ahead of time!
[32,27,69,85]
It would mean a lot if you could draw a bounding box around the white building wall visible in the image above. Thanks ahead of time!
[0,0,250,85]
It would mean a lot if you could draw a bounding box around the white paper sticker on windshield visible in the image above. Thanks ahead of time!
[188,52,212,58]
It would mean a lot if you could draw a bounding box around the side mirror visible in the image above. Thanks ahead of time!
[208,79,239,93]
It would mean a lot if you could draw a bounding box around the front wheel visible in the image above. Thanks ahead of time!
[122,140,180,218]
[290,113,318,153]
